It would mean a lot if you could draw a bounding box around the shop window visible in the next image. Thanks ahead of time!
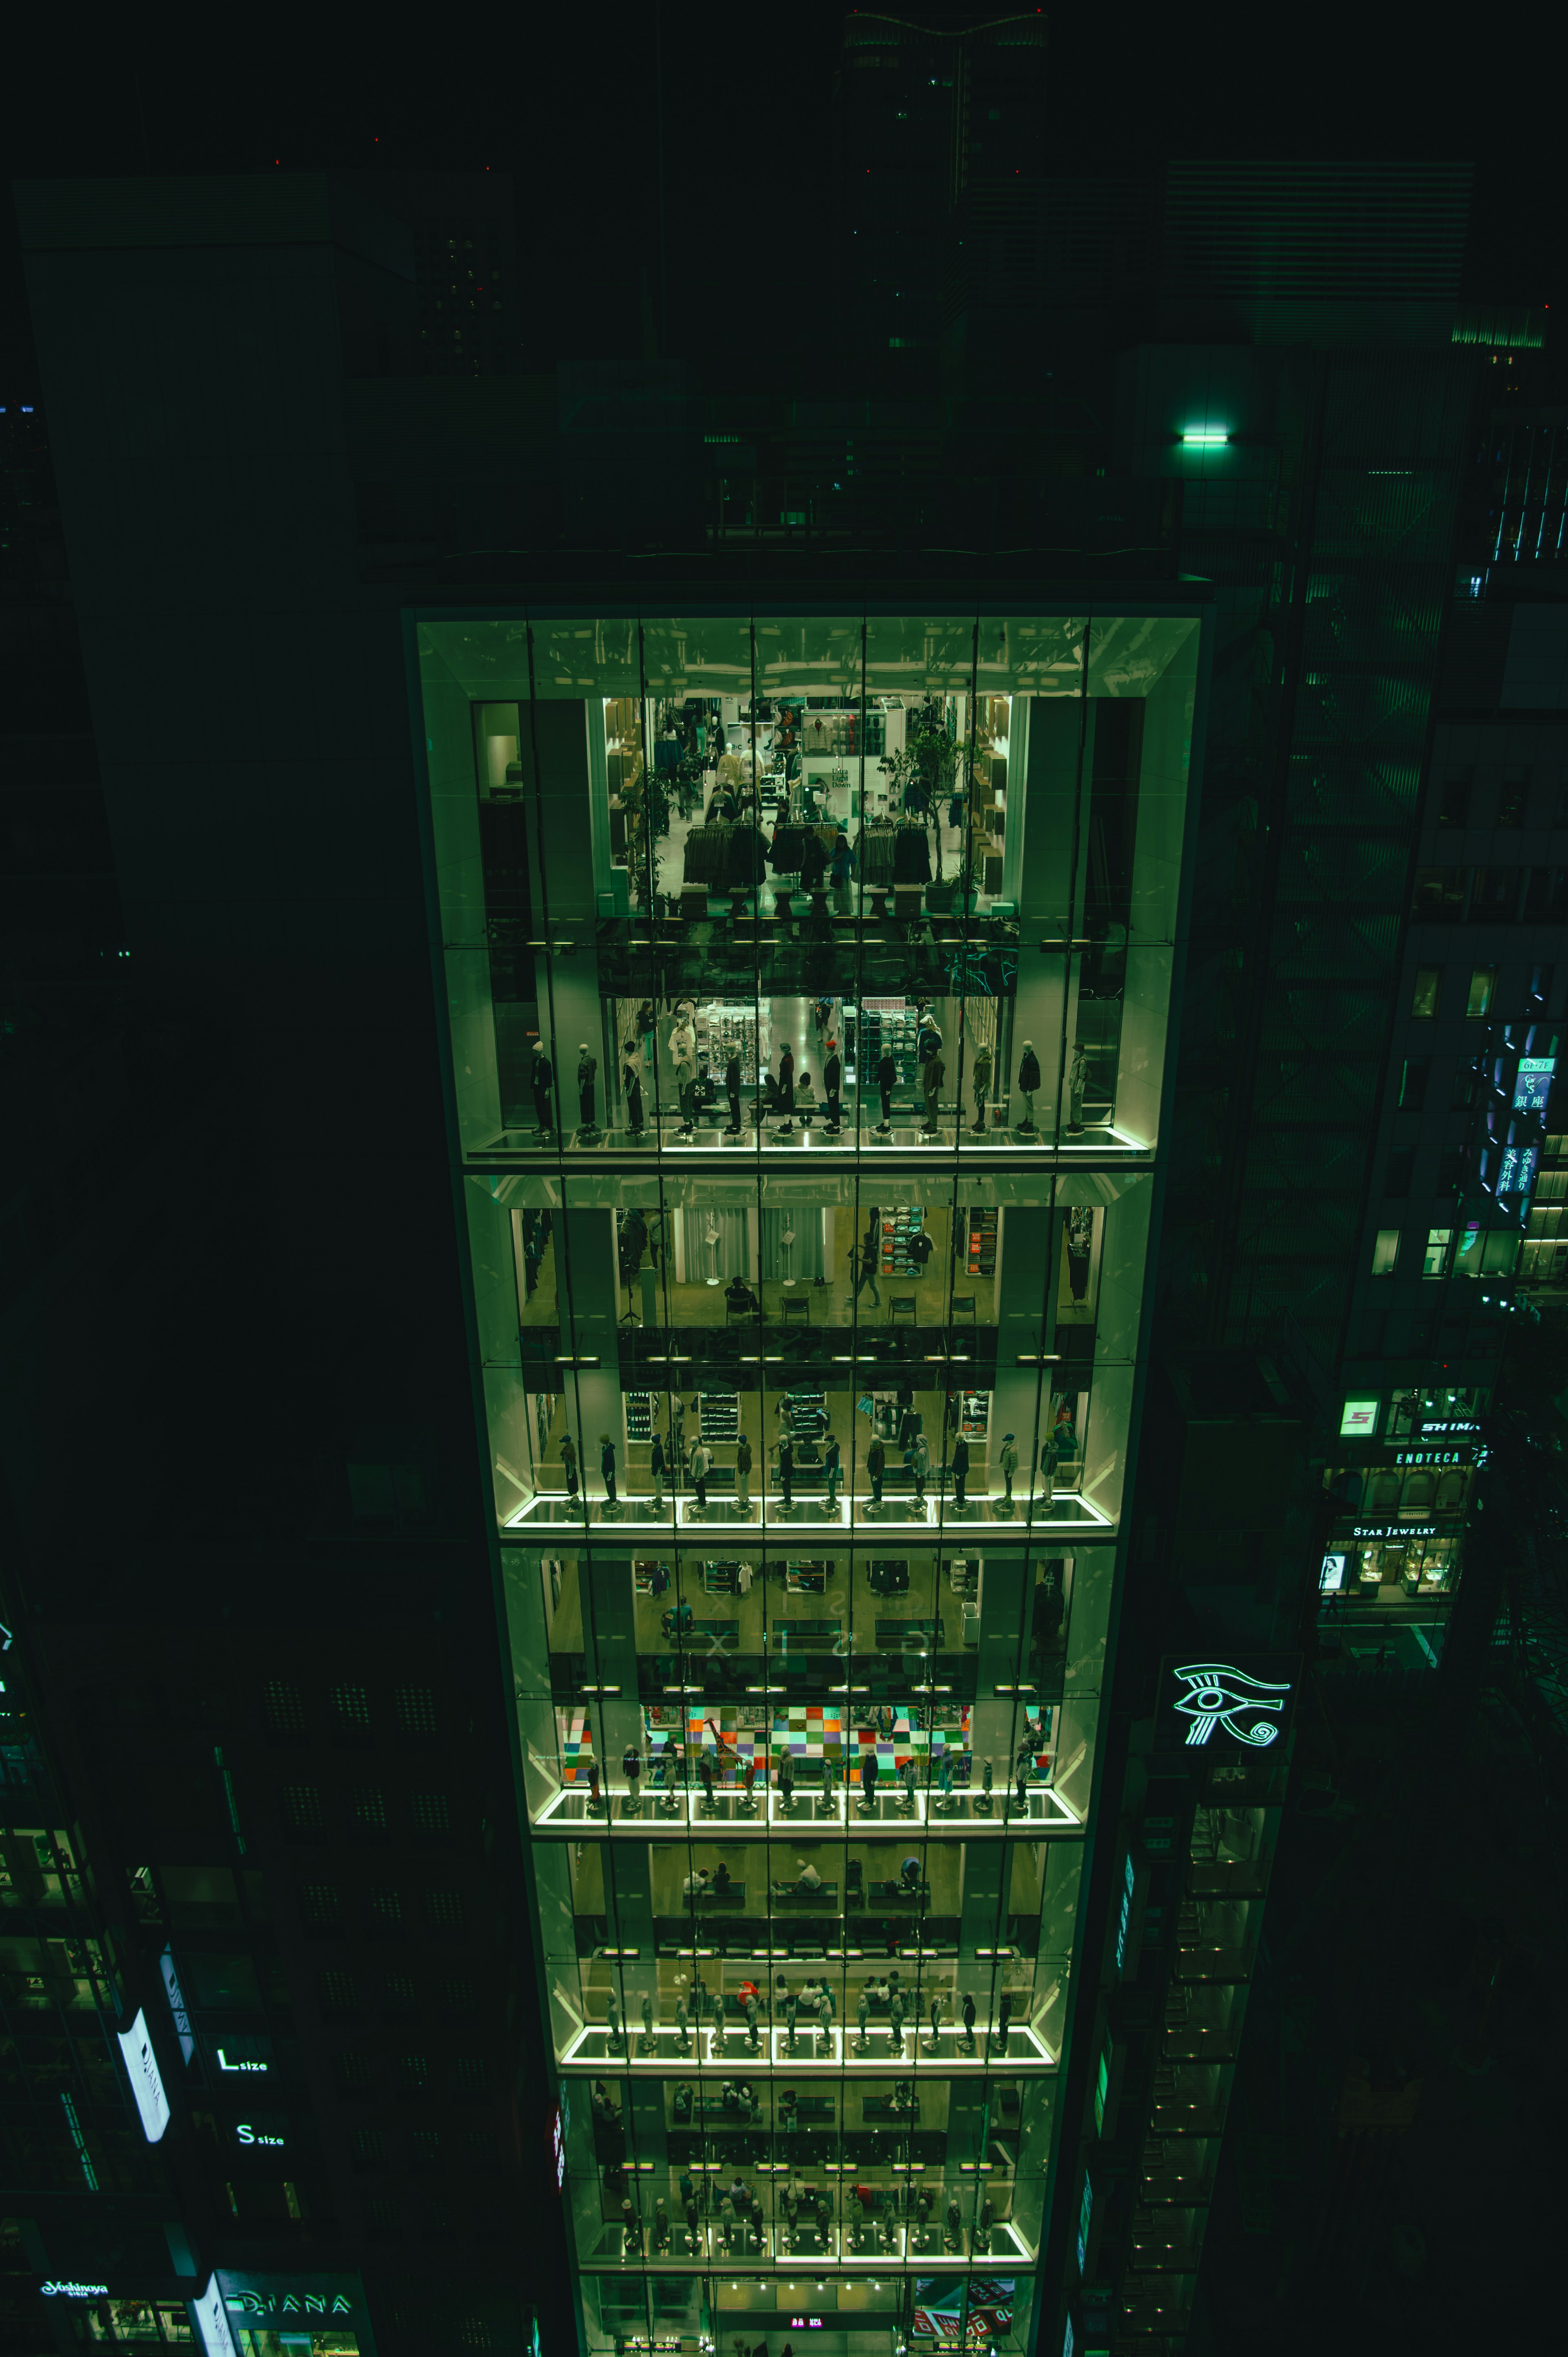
[1410,967,1441,1018]
[1372,1229,1401,1276]
[1453,1222,1483,1276]
[1368,1470,1402,1512]
[1439,769,1472,826]
[1467,967,1497,1018]
[1423,1228,1454,1278]
[1399,1059,1430,1110]
[1384,1148,1415,1197]
[1412,866,1466,921]
[1470,867,1522,923]
[1498,766,1532,827]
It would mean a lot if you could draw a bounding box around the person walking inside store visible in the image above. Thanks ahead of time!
[951,1430,970,1508]
[875,1044,897,1134]
[690,1437,713,1514]
[559,1429,579,1505]
[852,1213,882,1308]
[823,1036,843,1135]
[867,1434,886,1510]
[736,1432,753,1509]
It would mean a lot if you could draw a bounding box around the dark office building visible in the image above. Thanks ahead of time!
[2,87,1555,2357]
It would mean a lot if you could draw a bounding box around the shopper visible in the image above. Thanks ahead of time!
[800,830,827,894]
[876,1046,897,1133]
[797,1068,814,1128]
[724,1049,743,1135]
[814,994,833,1038]
[650,1430,667,1507]
[1017,1040,1042,1131]
[912,1432,930,1501]
[577,1043,599,1133]
[690,1438,712,1513]
[823,1037,842,1134]
[951,1432,969,1507]
[998,1432,1019,1506]
[777,1434,794,1508]
[736,1434,753,1507]
[600,1433,618,1507]
[726,1274,761,1316]
[852,1226,882,1308]
[559,1431,579,1501]
[824,1432,841,1506]
[867,1435,885,1508]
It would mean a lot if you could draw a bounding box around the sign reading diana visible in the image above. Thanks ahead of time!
[215,2274,372,2346]
[1158,1657,1298,1755]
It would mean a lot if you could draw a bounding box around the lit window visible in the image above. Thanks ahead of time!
[1371,1230,1401,1276]
[1423,1228,1454,1278]
[1410,967,1440,1018]
[1468,967,1496,1017]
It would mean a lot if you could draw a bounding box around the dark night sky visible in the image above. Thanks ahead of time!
[4,0,1568,375]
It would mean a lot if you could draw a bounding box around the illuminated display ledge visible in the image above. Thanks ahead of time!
[559,2020,1056,2072]
[508,1492,1112,1534]
[482,1127,1153,1163]
[583,2223,1039,2267]
[532,1785,1082,1834]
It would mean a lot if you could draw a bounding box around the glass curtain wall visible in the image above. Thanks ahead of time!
[416,606,1199,2357]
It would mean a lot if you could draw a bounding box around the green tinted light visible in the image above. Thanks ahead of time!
[1181,427,1229,446]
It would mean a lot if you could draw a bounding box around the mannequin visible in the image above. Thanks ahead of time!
[1067,1039,1088,1133]
[669,1010,698,1134]
[724,1048,742,1135]
[856,1992,871,2050]
[1017,1039,1041,1133]
[622,1037,645,1137]
[775,1040,795,1137]
[576,1043,599,1135]
[928,1995,942,2052]
[971,1043,993,1134]
[823,1036,842,1133]
[641,1993,654,2050]
[962,1991,977,2050]
[532,1044,554,1136]
[889,1994,904,2051]
[921,1048,945,1135]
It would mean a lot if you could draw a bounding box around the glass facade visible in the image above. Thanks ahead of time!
[416,607,1200,2357]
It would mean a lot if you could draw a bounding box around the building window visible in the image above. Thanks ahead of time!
[1372,1230,1401,1275]
[1498,766,1532,827]
[1400,1059,1430,1110]
[367,2197,399,2237]
[1470,867,1522,923]
[1439,769,1472,826]
[354,1790,388,1836]
[282,1786,323,1841]
[1410,967,1441,1018]
[1423,1228,1454,1278]
[384,1974,417,2012]
[399,2055,429,2094]
[412,2128,442,2170]
[396,1686,439,1739]
[1385,1149,1415,1197]
[334,1684,372,1735]
[319,1971,359,2018]
[1452,1061,1478,1109]
[263,1682,305,1738]
[1468,967,1497,1017]
[351,2126,386,2170]
[427,1889,464,1930]
[413,1793,450,1838]
[1524,867,1568,923]
[368,1889,403,1932]
[301,1885,342,1935]
[335,2050,377,2098]
[441,1978,477,2017]
[1412,867,1466,921]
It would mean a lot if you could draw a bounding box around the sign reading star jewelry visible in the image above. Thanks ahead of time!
[1157,1656,1298,1756]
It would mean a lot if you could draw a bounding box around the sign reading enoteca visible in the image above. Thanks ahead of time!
[1158,1656,1298,1754]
